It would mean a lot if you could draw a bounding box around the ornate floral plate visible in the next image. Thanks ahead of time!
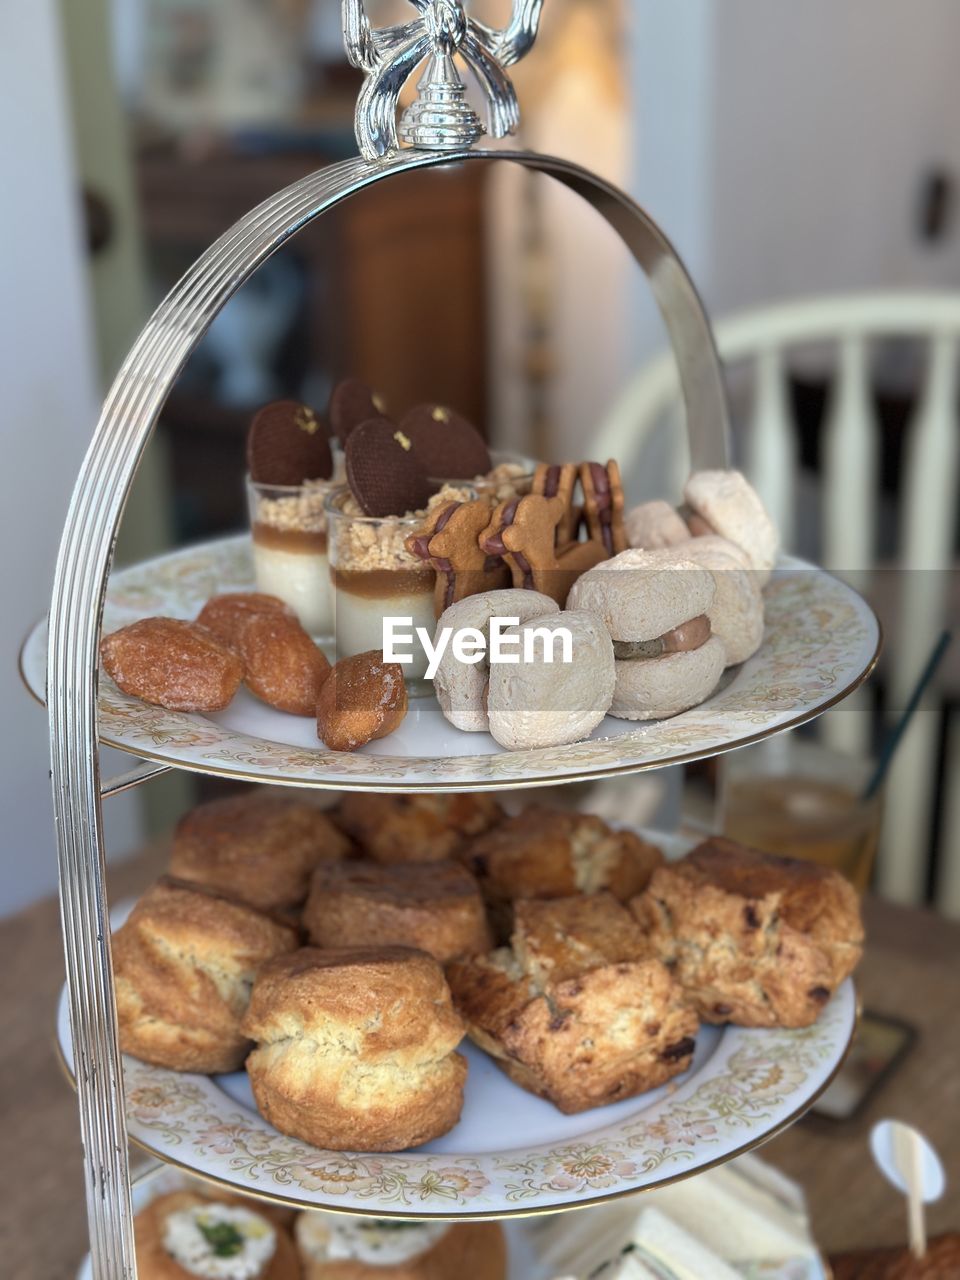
[22,536,880,792]
[57,835,858,1221]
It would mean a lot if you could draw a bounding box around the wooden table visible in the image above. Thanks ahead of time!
[3,846,958,1279]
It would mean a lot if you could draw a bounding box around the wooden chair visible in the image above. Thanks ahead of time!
[594,292,960,913]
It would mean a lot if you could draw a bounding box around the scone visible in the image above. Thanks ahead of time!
[243,947,467,1151]
[295,1213,506,1279]
[631,837,864,1027]
[170,789,352,914]
[134,1190,299,1280]
[336,793,504,864]
[303,861,491,963]
[114,877,299,1073]
[460,807,662,936]
[447,894,698,1114]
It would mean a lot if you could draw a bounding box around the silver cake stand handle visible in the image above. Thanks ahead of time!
[48,147,730,1277]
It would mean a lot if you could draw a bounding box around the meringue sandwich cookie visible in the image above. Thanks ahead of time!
[432,588,560,732]
[294,1214,507,1280]
[247,478,337,638]
[633,537,764,668]
[568,550,725,721]
[486,609,615,750]
[624,498,692,551]
[684,469,779,584]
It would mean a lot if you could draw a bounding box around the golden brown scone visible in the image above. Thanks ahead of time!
[631,836,864,1028]
[196,593,295,648]
[317,652,408,751]
[243,947,467,1151]
[170,790,352,913]
[447,894,698,1115]
[101,617,244,712]
[295,1214,506,1280]
[460,807,662,937]
[336,793,504,864]
[114,878,299,1073]
[303,861,491,963]
[239,611,331,716]
[135,1190,300,1280]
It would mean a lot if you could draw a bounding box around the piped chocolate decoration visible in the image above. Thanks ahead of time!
[579,460,627,556]
[345,418,434,517]
[247,400,333,485]
[400,402,492,478]
[480,493,608,606]
[329,378,387,442]
[406,497,509,616]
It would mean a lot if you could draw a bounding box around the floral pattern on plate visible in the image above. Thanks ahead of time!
[22,536,880,791]
[58,975,856,1218]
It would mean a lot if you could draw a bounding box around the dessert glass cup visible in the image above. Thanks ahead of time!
[326,486,465,697]
[246,476,338,639]
[718,735,882,891]
[428,449,538,502]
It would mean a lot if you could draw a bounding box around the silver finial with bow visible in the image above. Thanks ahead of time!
[343,1,544,161]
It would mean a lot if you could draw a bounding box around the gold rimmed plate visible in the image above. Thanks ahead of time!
[22,536,880,793]
[75,1163,831,1278]
[57,834,858,1221]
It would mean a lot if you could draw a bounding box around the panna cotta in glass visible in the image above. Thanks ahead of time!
[325,484,472,695]
[247,477,337,638]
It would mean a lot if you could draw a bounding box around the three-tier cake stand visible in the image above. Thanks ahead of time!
[31,5,879,1276]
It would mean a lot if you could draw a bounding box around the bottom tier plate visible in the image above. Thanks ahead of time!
[77,1165,830,1279]
[57,863,857,1220]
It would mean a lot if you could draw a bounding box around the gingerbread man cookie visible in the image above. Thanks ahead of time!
[479,494,608,607]
[579,460,627,556]
[532,463,581,546]
[406,498,510,616]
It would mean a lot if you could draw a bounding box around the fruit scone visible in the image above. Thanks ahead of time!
[113,877,299,1073]
[335,792,504,864]
[242,946,467,1151]
[459,806,663,937]
[169,788,351,916]
[447,893,698,1114]
[304,860,492,964]
[631,837,864,1028]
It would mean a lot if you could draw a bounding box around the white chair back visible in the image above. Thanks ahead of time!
[596,291,960,912]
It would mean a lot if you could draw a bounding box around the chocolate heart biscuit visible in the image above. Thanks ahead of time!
[480,494,608,607]
[406,498,510,616]
[345,418,434,517]
[400,403,492,479]
[329,378,387,442]
[580,460,627,556]
[247,400,333,486]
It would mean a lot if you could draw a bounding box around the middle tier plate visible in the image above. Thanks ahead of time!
[22,535,880,792]
[56,832,858,1220]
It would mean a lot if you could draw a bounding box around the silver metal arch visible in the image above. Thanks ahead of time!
[47,146,730,1277]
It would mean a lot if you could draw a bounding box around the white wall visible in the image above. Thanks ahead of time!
[709,0,960,313]
[0,0,142,916]
[629,0,960,330]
